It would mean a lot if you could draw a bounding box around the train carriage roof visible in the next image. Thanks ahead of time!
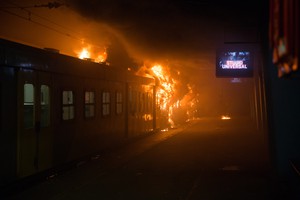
[0,38,154,85]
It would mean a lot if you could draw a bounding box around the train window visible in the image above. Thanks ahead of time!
[85,91,95,118]
[129,88,133,114]
[24,83,35,129]
[148,93,153,112]
[41,85,50,127]
[116,92,123,115]
[145,93,149,113]
[62,91,74,120]
[130,90,137,114]
[142,93,145,112]
[156,93,161,110]
[102,92,110,116]
[138,92,143,113]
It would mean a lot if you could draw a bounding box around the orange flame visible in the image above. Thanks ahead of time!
[151,64,176,111]
[95,50,107,63]
[77,45,107,63]
[79,47,90,59]
[136,63,196,127]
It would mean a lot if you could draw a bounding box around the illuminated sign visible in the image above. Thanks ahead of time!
[216,50,253,77]
[222,60,247,69]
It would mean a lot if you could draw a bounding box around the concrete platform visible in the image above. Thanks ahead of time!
[2,118,294,199]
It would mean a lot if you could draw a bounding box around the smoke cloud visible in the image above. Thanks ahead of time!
[0,0,264,118]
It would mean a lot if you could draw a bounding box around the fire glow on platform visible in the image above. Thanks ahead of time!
[221,115,231,120]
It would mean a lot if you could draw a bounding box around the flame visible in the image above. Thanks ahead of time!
[95,49,107,63]
[151,65,176,111]
[150,64,180,127]
[142,114,153,121]
[136,63,196,127]
[79,47,90,59]
[77,45,107,63]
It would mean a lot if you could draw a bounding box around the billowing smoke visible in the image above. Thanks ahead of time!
[66,0,219,61]
[62,1,222,119]
[1,0,263,120]
[65,0,261,61]
[0,1,111,56]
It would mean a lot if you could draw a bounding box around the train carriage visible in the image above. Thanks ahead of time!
[0,38,158,187]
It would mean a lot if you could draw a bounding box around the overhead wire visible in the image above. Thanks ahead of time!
[0,1,107,49]
[0,8,79,40]
[0,1,82,40]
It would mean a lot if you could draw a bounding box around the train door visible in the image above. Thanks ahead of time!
[18,69,52,177]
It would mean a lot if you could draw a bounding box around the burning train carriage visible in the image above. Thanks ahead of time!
[0,38,158,186]
[127,82,156,137]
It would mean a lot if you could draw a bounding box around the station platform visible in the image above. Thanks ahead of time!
[2,118,298,200]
